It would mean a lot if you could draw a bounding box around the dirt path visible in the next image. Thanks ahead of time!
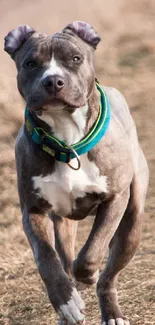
[0,1,155,324]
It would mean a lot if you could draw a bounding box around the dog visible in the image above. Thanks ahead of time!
[4,21,149,325]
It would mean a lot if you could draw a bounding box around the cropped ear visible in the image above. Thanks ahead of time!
[63,21,101,49]
[4,25,35,59]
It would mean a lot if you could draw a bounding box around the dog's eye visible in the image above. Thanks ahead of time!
[23,60,37,69]
[72,55,81,63]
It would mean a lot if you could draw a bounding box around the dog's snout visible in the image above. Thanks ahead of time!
[43,75,64,92]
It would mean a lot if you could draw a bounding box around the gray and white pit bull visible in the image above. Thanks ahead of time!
[4,21,149,325]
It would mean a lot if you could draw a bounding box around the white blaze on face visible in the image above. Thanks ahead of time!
[42,55,64,80]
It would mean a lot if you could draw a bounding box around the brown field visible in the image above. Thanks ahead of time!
[0,0,155,324]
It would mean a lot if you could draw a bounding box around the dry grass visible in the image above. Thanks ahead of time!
[0,0,155,324]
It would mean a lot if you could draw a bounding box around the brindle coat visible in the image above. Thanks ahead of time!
[4,22,149,325]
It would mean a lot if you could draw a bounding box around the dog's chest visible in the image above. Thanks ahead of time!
[32,155,107,218]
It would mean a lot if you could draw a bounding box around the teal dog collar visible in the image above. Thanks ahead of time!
[25,83,111,167]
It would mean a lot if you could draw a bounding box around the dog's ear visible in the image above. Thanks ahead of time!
[4,25,35,59]
[63,21,101,49]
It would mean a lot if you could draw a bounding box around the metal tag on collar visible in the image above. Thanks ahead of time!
[65,144,81,170]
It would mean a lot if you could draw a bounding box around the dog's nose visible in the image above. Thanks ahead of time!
[43,75,64,92]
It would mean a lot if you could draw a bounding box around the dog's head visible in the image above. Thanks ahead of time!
[4,22,101,113]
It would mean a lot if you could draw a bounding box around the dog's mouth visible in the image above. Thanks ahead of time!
[43,99,69,110]
[28,99,68,114]
[28,97,84,116]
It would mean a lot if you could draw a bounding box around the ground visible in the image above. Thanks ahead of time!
[0,0,155,324]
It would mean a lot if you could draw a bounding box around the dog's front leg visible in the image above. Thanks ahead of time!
[22,207,85,325]
[73,188,130,287]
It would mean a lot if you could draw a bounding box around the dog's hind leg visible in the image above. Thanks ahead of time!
[52,215,78,277]
[97,174,148,325]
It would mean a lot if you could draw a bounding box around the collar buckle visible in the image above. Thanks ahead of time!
[40,134,72,163]
[40,134,56,158]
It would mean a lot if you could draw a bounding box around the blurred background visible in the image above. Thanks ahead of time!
[0,0,155,324]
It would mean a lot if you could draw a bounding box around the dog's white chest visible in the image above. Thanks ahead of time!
[32,155,108,217]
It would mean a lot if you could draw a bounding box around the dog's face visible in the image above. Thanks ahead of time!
[4,22,101,112]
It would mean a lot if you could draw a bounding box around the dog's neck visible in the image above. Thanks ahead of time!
[39,104,88,145]
[32,84,100,145]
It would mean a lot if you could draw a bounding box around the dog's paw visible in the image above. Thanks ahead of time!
[58,287,85,325]
[102,318,130,325]
[75,269,99,291]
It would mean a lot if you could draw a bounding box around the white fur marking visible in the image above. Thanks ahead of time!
[42,55,63,79]
[58,288,85,324]
[39,104,88,144]
[33,155,108,217]
[107,320,116,325]
[116,319,125,325]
